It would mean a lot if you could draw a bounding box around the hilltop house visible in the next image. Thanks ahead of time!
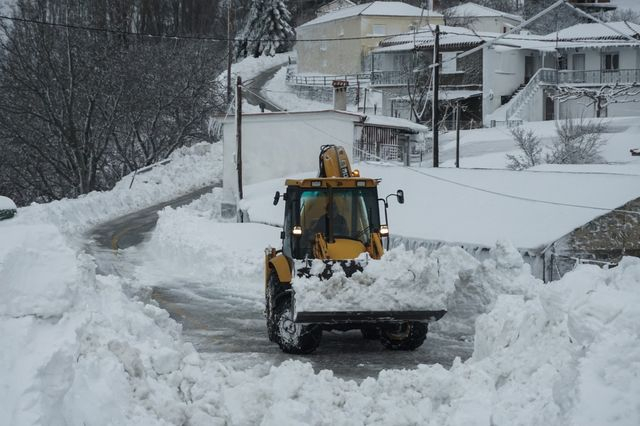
[485,21,640,125]
[295,1,444,76]
[443,1,524,33]
[368,21,640,125]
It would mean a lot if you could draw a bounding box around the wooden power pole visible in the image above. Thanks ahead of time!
[432,25,440,168]
[227,3,232,104]
[236,76,243,200]
[455,102,460,168]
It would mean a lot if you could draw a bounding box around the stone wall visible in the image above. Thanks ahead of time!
[286,83,360,108]
[546,197,640,281]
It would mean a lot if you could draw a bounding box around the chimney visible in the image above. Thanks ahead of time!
[332,80,349,110]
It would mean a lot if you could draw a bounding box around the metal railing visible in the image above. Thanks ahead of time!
[286,72,371,87]
[557,69,640,85]
[505,68,552,121]
[505,67,640,121]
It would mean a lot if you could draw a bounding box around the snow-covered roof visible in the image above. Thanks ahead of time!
[375,21,640,53]
[364,114,429,132]
[444,2,523,22]
[220,109,428,132]
[543,21,640,41]
[299,1,443,28]
[244,164,640,251]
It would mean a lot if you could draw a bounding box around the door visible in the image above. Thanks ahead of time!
[525,56,534,83]
[572,53,585,83]
[545,94,555,121]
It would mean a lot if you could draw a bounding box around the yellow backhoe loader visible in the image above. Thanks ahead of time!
[265,145,445,354]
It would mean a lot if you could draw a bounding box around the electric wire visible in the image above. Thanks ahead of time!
[238,85,640,217]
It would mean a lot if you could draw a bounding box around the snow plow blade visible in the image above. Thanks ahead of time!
[294,310,446,324]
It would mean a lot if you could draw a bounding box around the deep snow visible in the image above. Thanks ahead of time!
[3,190,640,424]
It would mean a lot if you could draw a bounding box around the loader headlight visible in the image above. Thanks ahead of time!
[292,226,303,236]
[380,225,389,236]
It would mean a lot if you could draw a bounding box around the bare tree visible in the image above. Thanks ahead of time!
[0,0,225,205]
[506,127,542,170]
[546,119,607,164]
[554,83,640,118]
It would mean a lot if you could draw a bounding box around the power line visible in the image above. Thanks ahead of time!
[0,14,444,43]
[238,85,640,217]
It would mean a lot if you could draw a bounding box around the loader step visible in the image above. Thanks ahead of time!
[294,310,446,324]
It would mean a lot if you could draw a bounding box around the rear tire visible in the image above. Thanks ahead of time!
[274,296,322,354]
[265,274,281,342]
[379,322,428,351]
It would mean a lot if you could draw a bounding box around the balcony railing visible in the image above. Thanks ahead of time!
[557,69,640,85]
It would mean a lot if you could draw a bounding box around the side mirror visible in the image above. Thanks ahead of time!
[396,190,404,204]
[273,191,280,206]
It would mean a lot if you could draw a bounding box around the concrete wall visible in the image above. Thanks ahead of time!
[295,14,443,75]
[482,47,526,118]
[466,16,521,33]
[296,16,363,75]
[222,113,357,207]
[545,197,640,281]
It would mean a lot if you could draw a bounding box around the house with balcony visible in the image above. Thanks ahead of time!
[485,21,640,126]
[370,24,489,123]
[295,1,444,76]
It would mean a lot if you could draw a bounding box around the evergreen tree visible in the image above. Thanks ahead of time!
[237,0,295,58]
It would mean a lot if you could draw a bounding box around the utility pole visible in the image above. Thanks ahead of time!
[432,25,440,168]
[227,2,232,104]
[455,102,460,168]
[236,76,243,200]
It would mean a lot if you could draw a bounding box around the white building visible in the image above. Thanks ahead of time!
[443,1,523,33]
[219,110,429,215]
[484,22,640,125]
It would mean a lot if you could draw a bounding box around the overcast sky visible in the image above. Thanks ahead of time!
[613,0,640,13]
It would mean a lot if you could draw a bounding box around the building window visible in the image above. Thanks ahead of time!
[557,55,568,70]
[441,51,459,74]
[372,24,386,36]
[338,26,344,37]
[603,52,619,71]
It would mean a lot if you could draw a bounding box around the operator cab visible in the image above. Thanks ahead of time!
[281,179,382,260]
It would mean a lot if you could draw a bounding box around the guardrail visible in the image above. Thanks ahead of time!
[557,69,640,85]
[286,72,371,87]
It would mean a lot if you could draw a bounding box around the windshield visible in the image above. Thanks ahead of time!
[297,187,380,255]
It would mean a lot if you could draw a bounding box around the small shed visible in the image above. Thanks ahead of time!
[218,110,429,215]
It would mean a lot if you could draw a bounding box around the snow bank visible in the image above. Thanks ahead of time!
[220,52,290,84]
[15,142,221,235]
[4,196,640,425]
[135,189,280,293]
[0,195,17,211]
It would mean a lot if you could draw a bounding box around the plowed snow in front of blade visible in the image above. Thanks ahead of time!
[292,245,477,313]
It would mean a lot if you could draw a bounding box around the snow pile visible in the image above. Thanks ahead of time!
[292,245,475,312]
[0,195,17,211]
[16,142,221,235]
[0,223,201,424]
[4,201,640,424]
[135,189,280,290]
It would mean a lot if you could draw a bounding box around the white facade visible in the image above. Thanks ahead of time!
[221,111,359,208]
[443,2,523,34]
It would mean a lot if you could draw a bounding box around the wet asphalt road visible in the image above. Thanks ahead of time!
[87,184,472,382]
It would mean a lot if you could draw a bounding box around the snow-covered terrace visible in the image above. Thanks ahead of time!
[242,164,640,252]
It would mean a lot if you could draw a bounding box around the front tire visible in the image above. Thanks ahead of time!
[379,322,428,351]
[274,296,322,354]
[265,274,281,342]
